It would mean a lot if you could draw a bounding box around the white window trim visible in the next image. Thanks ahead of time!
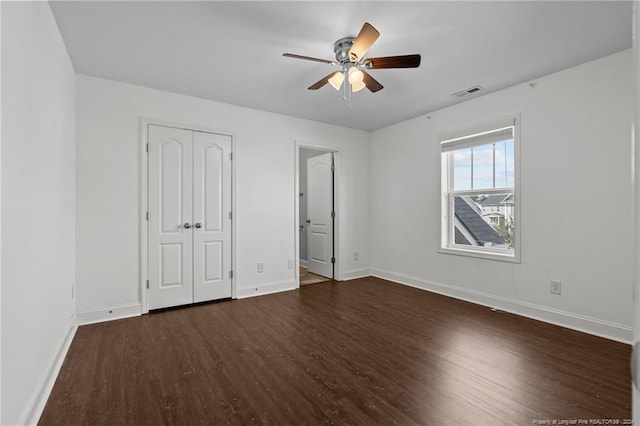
[439,114,521,263]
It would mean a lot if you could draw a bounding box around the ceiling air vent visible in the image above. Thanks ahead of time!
[452,86,484,98]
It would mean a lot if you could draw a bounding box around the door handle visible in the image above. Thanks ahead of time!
[183,222,192,229]
[194,223,202,229]
[305,219,311,224]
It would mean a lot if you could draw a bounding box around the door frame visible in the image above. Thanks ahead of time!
[294,141,340,287]
[139,117,236,314]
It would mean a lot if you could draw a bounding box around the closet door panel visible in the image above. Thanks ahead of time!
[148,125,194,309]
[192,131,232,302]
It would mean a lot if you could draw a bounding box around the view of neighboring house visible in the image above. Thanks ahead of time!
[476,194,514,225]
[454,196,507,247]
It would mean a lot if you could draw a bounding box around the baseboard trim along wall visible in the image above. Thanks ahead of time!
[236,280,297,299]
[371,268,632,344]
[21,323,77,426]
[341,268,372,281]
[299,259,308,268]
[77,303,142,325]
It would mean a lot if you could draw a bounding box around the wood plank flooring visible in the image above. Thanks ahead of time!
[299,266,331,285]
[39,277,631,425]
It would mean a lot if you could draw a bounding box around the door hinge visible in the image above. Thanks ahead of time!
[331,163,335,173]
[331,211,335,219]
[146,143,149,153]
[146,279,149,289]
[229,270,233,279]
[230,152,233,161]
[229,211,232,220]
[146,211,149,221]
[331,257,335,264]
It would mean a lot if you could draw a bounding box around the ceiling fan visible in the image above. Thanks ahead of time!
[283,22,421,95]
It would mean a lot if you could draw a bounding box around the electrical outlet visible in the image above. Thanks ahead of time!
[257,263,264,273]
[288,259,294,269]
[353,252,359,261]
[550,280,562,295]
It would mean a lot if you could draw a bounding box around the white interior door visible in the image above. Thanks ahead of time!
[148,125,232,310]
[148,125,194,309]
[307,152,334,279]
[193,131,232,302]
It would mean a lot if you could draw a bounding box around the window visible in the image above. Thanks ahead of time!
[440,116,519,262]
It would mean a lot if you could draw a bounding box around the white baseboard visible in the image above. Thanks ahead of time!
[341,268,372,281]
[77,302,141,325]
[299,259,308,268]
[516,301,631,344]
[21,322,77,425]
[236,280,297,299]
[371,267,632,344]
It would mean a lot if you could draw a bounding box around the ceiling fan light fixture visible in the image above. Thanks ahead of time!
[328,72,345,91]
[348,67,364,84]
[351,79,366,92]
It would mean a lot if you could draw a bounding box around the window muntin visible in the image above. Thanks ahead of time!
[441,119,518,260]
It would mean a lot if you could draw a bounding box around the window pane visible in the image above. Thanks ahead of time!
[452,148,471,191]
[452,139,514,191]
[505,139,515,187]
[472,144,494,190]
[453,193,515,250]
[494,139,514,188]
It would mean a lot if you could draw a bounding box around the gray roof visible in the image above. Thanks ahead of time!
[455,227,471,245]
[477,194,513,206]
[455,197,506,246]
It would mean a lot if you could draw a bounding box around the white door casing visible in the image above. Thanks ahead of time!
[148,125,194,309]
[148,124,232,310]
[632,2,639,421]
[307,152,334,279]
[192,131,232,302]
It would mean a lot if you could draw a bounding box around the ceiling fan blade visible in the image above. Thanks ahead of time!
[365,54,421,69]
[361,70,384,93]
[308,71,342,90]
[349,22,380,62]
[283,53,334,65]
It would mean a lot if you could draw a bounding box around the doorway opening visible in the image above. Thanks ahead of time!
[296,144,338,287]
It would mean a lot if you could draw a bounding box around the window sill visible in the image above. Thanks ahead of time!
[438,246,520,263]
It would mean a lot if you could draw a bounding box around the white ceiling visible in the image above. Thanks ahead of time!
[50,1,632,131]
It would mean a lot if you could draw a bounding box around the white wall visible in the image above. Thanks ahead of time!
[75,75,370,318]
[1,2,77,424]
[371,49,634,342]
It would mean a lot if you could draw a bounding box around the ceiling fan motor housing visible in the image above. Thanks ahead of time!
[334,37,355,63]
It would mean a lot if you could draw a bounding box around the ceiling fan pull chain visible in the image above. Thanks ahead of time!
[343,71,347,101]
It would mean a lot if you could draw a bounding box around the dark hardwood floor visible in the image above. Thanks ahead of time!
[40,277,631,425]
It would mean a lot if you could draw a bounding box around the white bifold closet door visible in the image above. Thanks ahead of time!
[148,124,232,310]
